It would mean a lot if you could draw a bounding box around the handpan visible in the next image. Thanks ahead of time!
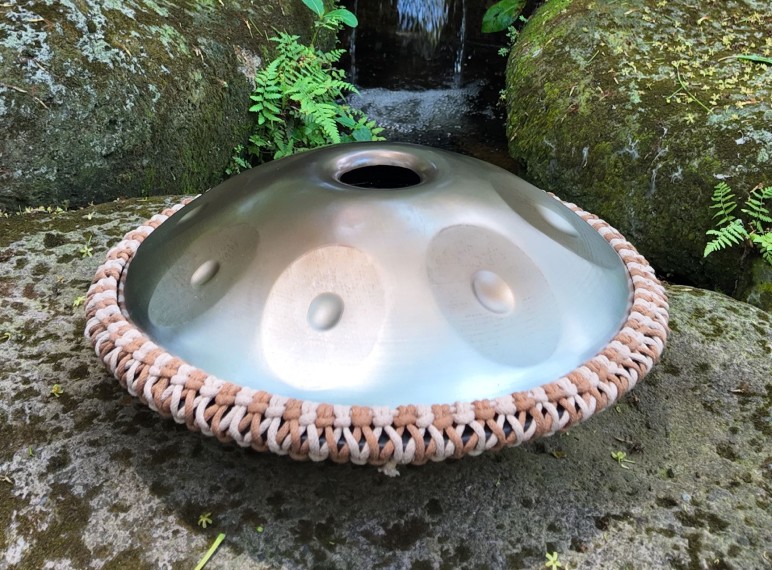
[85,143,668,469]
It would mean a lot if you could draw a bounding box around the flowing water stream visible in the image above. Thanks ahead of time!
[340,0,521,171]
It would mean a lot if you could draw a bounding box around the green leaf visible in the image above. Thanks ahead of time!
[324,8,358,28]
[336,115,356,128]
[482,0,526,33]
[301,0,324,17]
[736,54,772,65]
[352,127,373,142]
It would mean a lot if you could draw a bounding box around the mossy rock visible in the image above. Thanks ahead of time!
[0,197,770,568]
[0,0,314,211]
[504,0,772,310]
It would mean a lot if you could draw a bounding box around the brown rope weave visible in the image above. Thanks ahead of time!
[85,197,669,469]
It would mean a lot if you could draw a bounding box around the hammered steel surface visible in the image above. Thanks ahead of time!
[123,143,633,406]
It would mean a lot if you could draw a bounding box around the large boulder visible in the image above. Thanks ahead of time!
[0,0,313,211]
[0,197,770,568]
[504,0,772,309]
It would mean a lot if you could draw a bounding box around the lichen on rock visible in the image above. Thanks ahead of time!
[504,0,772,310]
[0,0,313,211]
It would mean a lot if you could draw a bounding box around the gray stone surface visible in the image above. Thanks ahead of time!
[0,0,312,211]
[0,197,770,569]
[504,0,772,309]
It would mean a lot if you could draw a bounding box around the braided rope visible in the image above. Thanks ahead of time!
[84,197,668,467]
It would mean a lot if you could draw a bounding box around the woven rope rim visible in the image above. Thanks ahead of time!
[85,196,668,468]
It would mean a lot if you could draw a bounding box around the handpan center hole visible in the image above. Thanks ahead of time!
[339,165,422,189]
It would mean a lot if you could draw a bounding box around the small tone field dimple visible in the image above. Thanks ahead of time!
[190,260,220,287]
[307,292,345,331]
[472,270,515,314]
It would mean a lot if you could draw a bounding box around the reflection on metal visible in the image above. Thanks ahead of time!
[123,143,633,407]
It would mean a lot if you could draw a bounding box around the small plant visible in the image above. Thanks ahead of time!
[50,384,63,397]
[79,235,93,258]
[197,512,213,528]
[498,24,523,57]
[72,295,86,308]
[704,182,772,264]
[231,0,382,172]
[545,551,563,569]
[224,145,250,176]
[611,450,635,469]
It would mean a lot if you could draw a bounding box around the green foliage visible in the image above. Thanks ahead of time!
[230,1,380,172]
[704,182,772,264]
[224,144,250,176]
[708,181,737,225]
[741,185,772,226]
[750,232,772,264]
[497,25,521,58]
[301,0,324,17]
[482,0,527,33]
[736,54,772,66]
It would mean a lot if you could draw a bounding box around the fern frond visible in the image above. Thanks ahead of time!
[237,13,382,170]
[303,101,341,143]
[749,232,772,264]
[709,181,737,225]
[704,219,748,257]
[741,185,772,225]
[758,186,772,200]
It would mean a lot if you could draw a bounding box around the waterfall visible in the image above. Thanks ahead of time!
[453,0,466,88]
[341,0,517,170]
[393,0,450,47]
[348,0,358,84]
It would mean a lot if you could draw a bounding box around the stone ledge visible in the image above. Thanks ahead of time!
[0,197,770,568]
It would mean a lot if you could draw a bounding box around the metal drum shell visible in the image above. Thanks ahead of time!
[85,143,669,467]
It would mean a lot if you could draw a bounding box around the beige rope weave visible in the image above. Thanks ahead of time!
[85,197,669,469]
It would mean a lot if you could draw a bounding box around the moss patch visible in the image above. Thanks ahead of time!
[505,0,772,309]
[0,0,315,211]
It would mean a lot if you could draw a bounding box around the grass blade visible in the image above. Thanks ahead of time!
[194,533,226,570]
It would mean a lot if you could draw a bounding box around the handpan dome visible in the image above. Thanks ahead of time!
[86,143,668,467]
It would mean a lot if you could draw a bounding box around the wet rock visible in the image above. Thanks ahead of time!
[504,0,772,310]
[0,1,313,211]
[1,197,770,568]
